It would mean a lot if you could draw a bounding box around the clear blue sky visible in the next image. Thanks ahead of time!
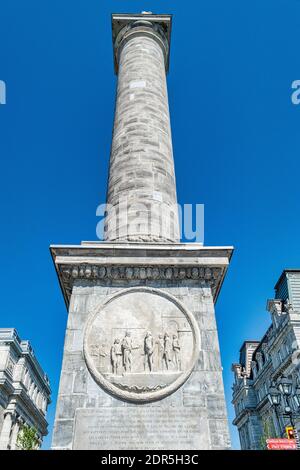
[1,0,300,450]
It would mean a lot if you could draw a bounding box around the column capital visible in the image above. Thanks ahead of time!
[111,12,172,74]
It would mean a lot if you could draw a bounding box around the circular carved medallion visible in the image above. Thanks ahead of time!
[84,287,200,402]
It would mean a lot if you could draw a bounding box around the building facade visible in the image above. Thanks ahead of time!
[0,329,51,449]
[232,270,300,449]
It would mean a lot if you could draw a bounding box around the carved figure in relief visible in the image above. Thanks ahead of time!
[156,334,164,371]
[144,331,154,372]
[121,331,132,372]
[84,289,198,401]
[121,331,140,372]
[172,334,181,370]
[110,338,122,375]
[163,332,172,370]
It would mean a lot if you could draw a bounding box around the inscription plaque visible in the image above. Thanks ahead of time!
[73,407,207,450]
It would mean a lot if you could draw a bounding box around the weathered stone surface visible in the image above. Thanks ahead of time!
[73,408,211,450]
[201,330,220,352]
[194,309,218,330]
[209,419,231,449]
[104,20,179,243]
[51,419,74,449]
[182,393,207,408]
[59,371,74,395]
[61,352,85,372]
[73,370,87,394]
[52,275,231,449]
[51,13,232,450]
[84,287,200,402]
[56,395,86,419]
[183,371,224,394]
[53,242,232,307]
[207,395,228,418]
[64,329,83,353]
[196,350,222,371]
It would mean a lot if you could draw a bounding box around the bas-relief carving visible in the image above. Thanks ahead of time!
[84,287,200,402]
[62,265,222,283]
[60,265,223,305]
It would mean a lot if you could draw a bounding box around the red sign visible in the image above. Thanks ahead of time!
[267,438,297,450]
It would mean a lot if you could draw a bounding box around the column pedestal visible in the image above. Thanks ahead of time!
[51,242,232,450]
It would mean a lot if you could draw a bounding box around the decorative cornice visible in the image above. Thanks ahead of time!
[60,265,224,306]
[50,242,233,309]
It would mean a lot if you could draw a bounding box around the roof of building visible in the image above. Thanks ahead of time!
[274,269,300,290]
[239,340,260,352]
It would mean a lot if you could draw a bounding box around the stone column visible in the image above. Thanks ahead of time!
[10,417,20,450]
[50,12,233,451]
[105,13,179,243]
[0,411,13,450]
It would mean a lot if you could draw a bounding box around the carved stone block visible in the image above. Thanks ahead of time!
[51,243,232,449]
[84,287,200,402]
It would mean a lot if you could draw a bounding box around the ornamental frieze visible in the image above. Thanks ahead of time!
[59,265,223,283]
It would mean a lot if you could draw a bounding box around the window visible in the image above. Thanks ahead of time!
[284,342,290,356]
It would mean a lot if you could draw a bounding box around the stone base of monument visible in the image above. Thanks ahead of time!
[50,242,232,450]
[51,243,232,450]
